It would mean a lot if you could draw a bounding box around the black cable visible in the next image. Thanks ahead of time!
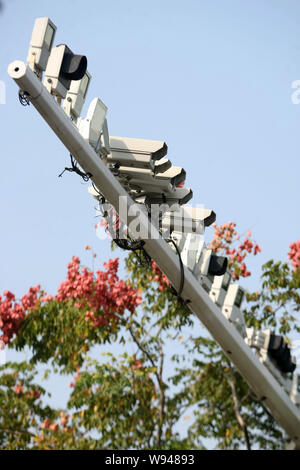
[95,194,145,254]
[92,181,104,199]
[59,154,93,182]
[167,238,185,298]
[113,231,145,252]
[97,192,186,299]
[95,193,172,277]
[18,91,30,106]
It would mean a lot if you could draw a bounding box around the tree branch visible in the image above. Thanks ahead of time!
[156,335,165,448]
[228,364,251,450]
[127,322,166,448]
[127,326,159,381]
[0,427,35,437]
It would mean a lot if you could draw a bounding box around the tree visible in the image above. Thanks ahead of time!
[0,225,299,449]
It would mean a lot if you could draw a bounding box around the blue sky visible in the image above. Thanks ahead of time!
[0,0,299,299]
[0,0,300,447]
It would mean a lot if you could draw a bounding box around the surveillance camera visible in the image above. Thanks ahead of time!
[246,328,298,394]
[222,284,246,337]
[209,270,232,307]
[44,44,87,98]
[63,71,91,120]
[181,233,205,272]
[161,207,215,237]
[245,327,268,350]
[268,334,296,374]
[144,187,193,206]
[123,177,174,194]
[107,151,155,171]
[194,246,227,278]
[110,136,168,159]
[161,206,206,235]
[179,241,227,292]
[154,158,172,174]
[208,255,228,276]
[77,97,108,152]
[108,136,168,171]
[114,165,185,195]
[192,247,213,292]
[27,17,57,74]
[182,207,216,228]
[155,166,186,186]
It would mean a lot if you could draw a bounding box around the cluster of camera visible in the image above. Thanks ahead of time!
[26,16,299,407]
[246,329,300,406]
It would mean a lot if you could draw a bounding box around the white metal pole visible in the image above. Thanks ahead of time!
[8,60,300,446]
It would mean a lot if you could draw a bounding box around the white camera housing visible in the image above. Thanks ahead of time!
[161,206,215,235]
[108,136,168,171]
[245,327,269,350]
[63,71,91,120]
[44,44,68,97]
[175,238,214,292]
[126,180,173,193]
[245,328,300,405]
[143,187,193,206]
[44,44,87,99]
[195,247,215,292]
[181,233,205,273]
[209,270,232,307]
[190,245,228,293]
[77,97,108,153]
[27,17,56,74]
[222,284,246,337]
[246,327,297,369]
[154,158,172,174]
[115,165,185,194]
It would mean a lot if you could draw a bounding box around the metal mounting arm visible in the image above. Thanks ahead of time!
[8,60,300,447]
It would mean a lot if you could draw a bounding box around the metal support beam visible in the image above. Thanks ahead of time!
[8,60,300,446]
